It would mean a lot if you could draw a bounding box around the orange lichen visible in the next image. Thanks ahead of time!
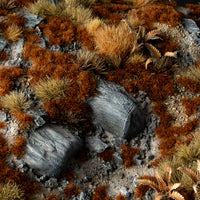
[134,175,158,198]
[64,184,80,198]
[120,143,140,168]
[177,77,200,93]
[65,169,75,183]
[10,136,26,158]
[44,194,61,200]
[11,110,33,130]
[92,185,111,200]
[116,194,127,200]
[98,148,114,162]
[182,97,200,116]
[0,66,24,96]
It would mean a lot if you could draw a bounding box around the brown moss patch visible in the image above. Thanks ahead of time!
[177,77,200,93]
[182,97,200,116]
[10,136,26,158]
[44,194,61,200]
[64,184,80,198]
[98,148,114,162]
[92,185,111,200]
[0,51,9,61]
[120,143,140,168]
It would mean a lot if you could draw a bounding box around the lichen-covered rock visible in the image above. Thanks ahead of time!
[88,80,145,139]
[22,13,44,29]
[23,124,82,177]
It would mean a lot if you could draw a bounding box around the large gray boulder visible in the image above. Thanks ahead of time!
[23,124,82,177]
[88,80,145,139]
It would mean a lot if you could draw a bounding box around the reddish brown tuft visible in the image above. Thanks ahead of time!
[64,184,80,198]
[44,194,61,200]
[177,77,200,93]
[182,97,200,116]
[98,148,114,162]
[65,169,75,183]
[10,136,26,158]
[92,185,111,200]
[116,194,127,200]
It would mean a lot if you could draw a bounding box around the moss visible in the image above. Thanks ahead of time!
[182,97,200,116]
[92,185,111,200]
[64,184,80,198]
[98,148,114,162]
[10,136,26,158]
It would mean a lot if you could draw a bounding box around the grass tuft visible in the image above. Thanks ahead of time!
[0,182,24,200]
[0,91,32,112]
[3,24,23,43]
[0,0,16,10]
[33,77,71,102]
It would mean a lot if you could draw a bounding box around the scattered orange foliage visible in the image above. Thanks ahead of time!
[0,51,9,61]
[182,97,200,116]
[92,185,111,200]
[116,194,127,200]
[64,184,80,198]
[10,136,26,158]
[0,133,38,199]
[7,14,27,27]
[44,194,61,200]
[12,110,33,130]
[98,148,114,162]
[23,29,41,44]
[128,3,181,27]
[177,77,200,93]
[134,175,158,198]
[0,66,24,96]
[120,143,140,168]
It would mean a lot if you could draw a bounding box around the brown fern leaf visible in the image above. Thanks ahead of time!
[155,170,168,192]
[178,167,198,182]
[164,165,172,185]
[169,191,185,200]
[145,43,161,58]
[146,29,162,41]
[135,179,160,192]
[193,182,200,200]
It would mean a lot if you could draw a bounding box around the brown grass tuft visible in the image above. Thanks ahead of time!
[44,194,61,200]
[92,185,111,200]
[116,194,127,200]
[0,0,15,10]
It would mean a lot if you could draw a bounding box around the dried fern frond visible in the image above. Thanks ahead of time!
[0,91,32,112]
[33,77,71,101]
[133,0,159,8]
[178,167,198,182]
[0,0,16,10]
[3,24,22,43]
[169,191,185,200]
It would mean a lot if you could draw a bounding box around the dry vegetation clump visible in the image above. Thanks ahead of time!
[7,14,27,27]
[127,3,181,27]
[132,0,160,8]
[116,194,127,200]
[33,77,71,101]
[98,148,114,162]
[0,51,9,61]
[0,91,32,112]
[23,29,41,44]
[0,133,38,199]
[43,194,61,200]
[0,182,25,200]
[85,18,105,35]
[93,22,134,67]
[3,24,23,43]
[0,0,15,10]
[135,165,184,200]
[92,185,111,200]
[76,49,109,75]
[64,184,80,198]
[182,97,200,116]
[10,136,26,158]
[120,143,140,168]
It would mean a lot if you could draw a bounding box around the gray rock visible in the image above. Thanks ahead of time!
[86,136,108,153]
[88,80,145,139]
[1,127,7,135]
[50,45,62,52]
[9,38,24,60]
[4,58,23,67]
[23,124,82,177]
[34,115,46,128]
[113,152,123,166]
[0,111,7,122]
[177,7,190,15]
[182,18,200,46]
[0,37,7,51]
[22,13,44,29]
[44,178,58,188]
[79,192,90,200]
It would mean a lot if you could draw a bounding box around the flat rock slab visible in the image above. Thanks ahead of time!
[23,124,82,177]
[88,80,145,140]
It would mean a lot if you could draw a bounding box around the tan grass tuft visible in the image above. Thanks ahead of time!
[85,18,104,35]
[94,22,135,57]
[33,77,71,102]
[0,91,32,112]
[127,14,145,29]
[186,65,200,82]
[3,24,22,43]
[133,0,159,8]
[0,182,24,200]
[25,0,57,17]
[0,0,16,10]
